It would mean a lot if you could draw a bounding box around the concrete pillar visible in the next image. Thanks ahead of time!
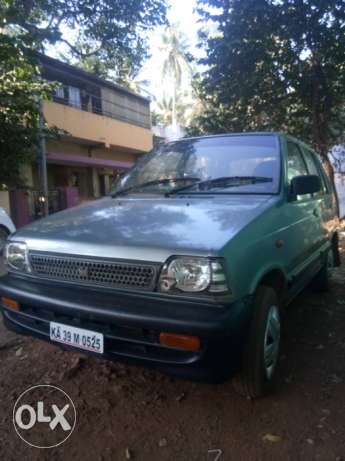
[104,175,111,194]
[91,168,100,198]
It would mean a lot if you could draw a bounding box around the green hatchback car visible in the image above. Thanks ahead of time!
[0,133,340,398]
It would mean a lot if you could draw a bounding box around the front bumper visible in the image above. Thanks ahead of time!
[0,274,252,381]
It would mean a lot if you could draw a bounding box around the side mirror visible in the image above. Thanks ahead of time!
[290,175,321,198]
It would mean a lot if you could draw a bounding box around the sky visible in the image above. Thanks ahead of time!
[166,0,200,50]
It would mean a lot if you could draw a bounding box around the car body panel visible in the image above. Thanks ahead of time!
[10,194,278,262]
[220,135,338,300]
[0,207,15,234]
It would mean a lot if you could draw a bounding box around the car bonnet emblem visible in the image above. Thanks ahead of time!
[77,266,89,278]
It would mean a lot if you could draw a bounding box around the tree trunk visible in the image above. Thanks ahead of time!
[172,83,177,127]
[310,59,339,215]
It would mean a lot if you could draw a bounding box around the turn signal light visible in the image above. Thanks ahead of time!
[1,297,20,311]
[159,332,201,351]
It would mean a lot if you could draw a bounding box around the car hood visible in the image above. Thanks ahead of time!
[14,195,277,262]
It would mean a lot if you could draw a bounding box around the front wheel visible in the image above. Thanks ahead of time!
[232,286,281,399]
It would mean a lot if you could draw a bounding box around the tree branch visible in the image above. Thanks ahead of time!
[59,38,103,58]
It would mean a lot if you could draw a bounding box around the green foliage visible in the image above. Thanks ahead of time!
[69,53,111,81]
[0,0,167,187]
[1,0,167,79]
[0,34,53,187]
[192,0,345,157]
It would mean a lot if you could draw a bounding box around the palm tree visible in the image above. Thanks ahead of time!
[156,96,174,125]
[159,25,191,127]
[155,92,194,127]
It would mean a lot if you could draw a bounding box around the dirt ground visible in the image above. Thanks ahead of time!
[0,244,345,461]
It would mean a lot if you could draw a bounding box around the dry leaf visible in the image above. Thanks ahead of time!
[262,433,282,443]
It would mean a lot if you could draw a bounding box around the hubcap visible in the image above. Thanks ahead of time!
[263,305,281,379]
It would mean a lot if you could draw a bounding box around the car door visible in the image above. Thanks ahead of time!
[301,147,337,248]
[283,141,323,285]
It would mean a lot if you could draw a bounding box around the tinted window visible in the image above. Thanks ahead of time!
[113,135,281,195]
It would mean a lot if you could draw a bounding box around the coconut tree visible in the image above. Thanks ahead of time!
[159,25,191,126]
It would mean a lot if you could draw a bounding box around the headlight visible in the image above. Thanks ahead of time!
[5,242,31,272]
[158,257,229,294]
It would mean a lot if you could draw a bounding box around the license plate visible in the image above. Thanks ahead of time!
[50,322,104,354]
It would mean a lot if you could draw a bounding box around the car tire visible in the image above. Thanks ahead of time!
[232,286,281,399]
[0,226,9,255]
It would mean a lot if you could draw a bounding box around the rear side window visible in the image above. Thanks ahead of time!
[302,148,328,194]
[287,142,308,182]
[302,149,319,176]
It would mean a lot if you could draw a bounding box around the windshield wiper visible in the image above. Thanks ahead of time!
[111,177,201,198]
[167,176,273,195]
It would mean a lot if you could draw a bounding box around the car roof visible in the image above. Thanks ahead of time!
[175,132,282,142]
[284,134,317,152]
[166,132,317,153]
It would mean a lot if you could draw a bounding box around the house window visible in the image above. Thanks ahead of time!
[54,86,65,99]
[68,86,82,109]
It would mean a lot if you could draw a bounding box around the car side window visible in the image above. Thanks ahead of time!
[287,142,308,182]
[302,148,328,195]
[287,142,310,201]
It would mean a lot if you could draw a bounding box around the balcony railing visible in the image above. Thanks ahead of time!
[52,88,151,130]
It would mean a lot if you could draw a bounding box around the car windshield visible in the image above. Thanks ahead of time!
[111,135,281,196]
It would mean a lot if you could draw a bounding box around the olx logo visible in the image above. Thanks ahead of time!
[13,385,76,448]
[15,401,71,431]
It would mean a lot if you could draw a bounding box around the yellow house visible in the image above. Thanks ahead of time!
[24,54,152,213]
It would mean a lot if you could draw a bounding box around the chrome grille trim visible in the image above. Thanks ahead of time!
[29,252,158,291]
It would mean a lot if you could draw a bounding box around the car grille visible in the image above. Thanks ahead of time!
[29,253,158,291]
